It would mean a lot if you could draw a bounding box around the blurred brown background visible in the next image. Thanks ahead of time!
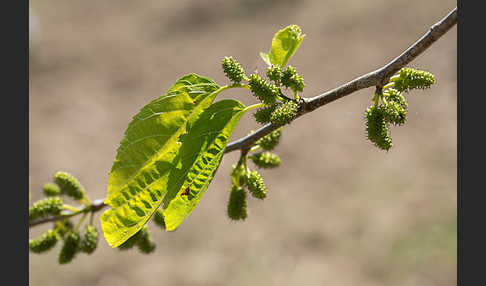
[29,1,457,285]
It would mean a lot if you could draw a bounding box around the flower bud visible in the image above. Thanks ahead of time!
[222,56,245,84]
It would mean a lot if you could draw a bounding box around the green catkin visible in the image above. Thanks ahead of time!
[79,225,98,254]
[222,56,245,84]
[256,127,283,151]
[281,66,305,92]
[246,170,267,199]
[383,88,408,125]
[266,65,282,85]
[248,73,280,104]
[153,208,166,229]
[54,171,85,200]
[29,229,59,253]
[386,88,408,109]
[42,182,61,197]
[227,185,248,221]
[59,231,80,264]
[365,105,393,151]
[136,226,156,254]
[29,197,63,221]
[254,104,278,124]
[231,164,248,187]
[391,67,435,92]
[270,100,299,125]
[56,220,74,238]
[118,228,144,250]
[250,152,281,168]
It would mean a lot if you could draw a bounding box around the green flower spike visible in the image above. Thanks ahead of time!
[136,226,156,254]
[54,171,85,200]
[59,231,80,264]
[248,73,280,104]
[382,88,408,125]
[246,170,267,200]
[227,185,248,221]
[270,100,299,125]
[222,56,245,84]
[42,182,61,197]
[118,230,141,250]
[256,127,283,151]
[254,103,279,125]
[391,67,435,92]
[281,66,305,92]
[365,105,392,151]
[56,220,74,239]
[29,197,63,221]
[29,229,59,253]
[250,152,281,168]
[266,65,283,85]
[80,225,98,254]
[231,164,248,187]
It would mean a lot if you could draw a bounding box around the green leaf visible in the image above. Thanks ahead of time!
[162,99,247,231]
[267,25,305,68]
[101,73,223,247]
[259,52,272,67]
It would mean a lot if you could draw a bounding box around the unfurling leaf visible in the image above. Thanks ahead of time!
[266,25,305,68]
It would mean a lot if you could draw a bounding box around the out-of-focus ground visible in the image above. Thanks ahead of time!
[29,1,457,285]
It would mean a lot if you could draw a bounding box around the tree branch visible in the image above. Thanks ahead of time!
[29,199,107,227]
[29,7,457,229]
[224,7,457,153]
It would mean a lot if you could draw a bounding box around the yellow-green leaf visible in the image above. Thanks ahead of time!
[259,52,272,66]
[101,73,224,247]
[267,25,305,68]
[162,99,246,231]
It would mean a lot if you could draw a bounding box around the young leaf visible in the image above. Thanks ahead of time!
[101,73,223,247]
[259,52,272,67]
[267,25,305,68]
[162,99,247,231]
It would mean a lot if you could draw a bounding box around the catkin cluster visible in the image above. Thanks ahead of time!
[220,56,304,127]
[29,197,63,221]
[29,171,107,264]
[226,128,284,221]
[364,67,435,150]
